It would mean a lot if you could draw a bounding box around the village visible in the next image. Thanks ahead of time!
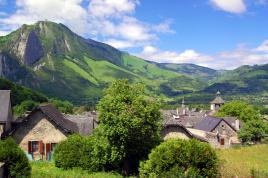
[0,90,241,161]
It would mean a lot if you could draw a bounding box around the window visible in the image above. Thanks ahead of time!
[32,141,39,152]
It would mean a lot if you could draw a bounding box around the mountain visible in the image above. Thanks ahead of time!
[203,64,268,94]
[154,63,219,82]
[0,77,47,106]
[0,21,207,104]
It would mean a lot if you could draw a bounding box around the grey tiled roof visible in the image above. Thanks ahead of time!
[162,109,207,128]
[210,96,225,104]
[194,117,222,132]
[65,112,98,135]
[38,104,79,133]
[194,116,237,132]
[0,90,11,123]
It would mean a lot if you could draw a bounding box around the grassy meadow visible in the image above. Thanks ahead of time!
[218,144,268,177]
[31,161,123,178]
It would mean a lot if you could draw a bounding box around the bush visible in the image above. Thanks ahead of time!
[139,139,219,178]
[0,138,31,178]
[49,99,74,114]
[54,133,110,171]
[13,100,38,116]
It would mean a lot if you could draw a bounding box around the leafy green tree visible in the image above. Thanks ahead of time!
[13,100,38,117]
[215,101,261,122]
[49,99,74,114]
[238,119,268,143]
[97,80,162,175]
[0,138,31,178]
[139,139,219,178]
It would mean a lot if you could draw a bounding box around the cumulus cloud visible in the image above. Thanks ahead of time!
[138,40,268,69]
[210,0,246,14]
[0,0,173,49]
[255,40,268,52]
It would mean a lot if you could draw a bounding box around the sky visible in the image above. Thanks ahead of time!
[0,0,268,69]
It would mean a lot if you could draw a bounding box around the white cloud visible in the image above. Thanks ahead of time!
[88,0,138,18]
[255,40,268,52]
[0,0,88,34]
[104,39,134,49]
[139,46,213,66]
[138,41,268,69]
[210,0,246,14]
[0,0,172,48]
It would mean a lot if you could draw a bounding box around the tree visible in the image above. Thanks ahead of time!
[215,101,261,122]
[13,100,38,117]
[139,139,219,178]
[49,99,74,114]
[0,138,31,178]
[97,80,162,175]
[238,119,268,143]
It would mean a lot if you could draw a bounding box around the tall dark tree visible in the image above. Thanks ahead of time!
[97,80,162,175]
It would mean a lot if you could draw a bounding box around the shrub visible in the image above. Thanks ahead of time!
[0,138,31,178]
[13,100,38,116]
[139,139,219,178]
[49,99,74,114]
[54,133,110,171]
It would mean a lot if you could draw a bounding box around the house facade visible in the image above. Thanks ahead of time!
[11,105,79,160]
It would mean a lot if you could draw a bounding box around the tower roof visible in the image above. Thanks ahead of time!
[210,91,225,104]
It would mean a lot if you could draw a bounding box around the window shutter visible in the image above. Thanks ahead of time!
[28,141,32,153]
[46,143,51,153]
[39,141,44,154]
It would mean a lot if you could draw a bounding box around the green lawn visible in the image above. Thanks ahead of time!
[218,144,268,177]
[31,161,123,178]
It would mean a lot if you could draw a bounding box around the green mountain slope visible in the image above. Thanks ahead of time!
[0,21,206,104]
[204,64,268,94]
[154,63,219,82]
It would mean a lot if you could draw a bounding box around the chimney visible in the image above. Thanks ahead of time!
[235,119,240,131]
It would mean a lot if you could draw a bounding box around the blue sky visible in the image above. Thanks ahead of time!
[0,0,268,69]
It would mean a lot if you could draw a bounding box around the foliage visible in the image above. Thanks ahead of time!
[54,134,110,172]
[96,80,162,175]
[0,138,31,178]
[31,161,123,178]
[0,77,47,106]
[13,100,38,116]
[238,119,268,143]
[215,101,261,122]
[218,144,268,177]
[49,99,74,114]
[139,139,219,178]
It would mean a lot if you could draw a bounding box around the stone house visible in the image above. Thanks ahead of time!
[162,120,207,142]
[11,104,79,160]
[0,90,13,139]
[161,92,241,148]
[194,117,239,148]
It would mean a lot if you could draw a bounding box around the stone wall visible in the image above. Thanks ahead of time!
[162,126,191,140]
[12,111,67,152]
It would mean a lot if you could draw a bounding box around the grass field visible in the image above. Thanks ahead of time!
[218,144,268,177]
[31,161,123,178]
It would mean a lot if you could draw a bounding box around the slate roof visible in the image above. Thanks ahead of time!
[163,122,208,142]
[210,96,225,104]
[0,90,12,123]
[64,111,98,135]
[37,104,79,133]
[162,109,208,128]
[194,117,236,132]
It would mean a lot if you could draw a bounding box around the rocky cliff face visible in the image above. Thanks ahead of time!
[0,53,21,79]
[24,31,44,66]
